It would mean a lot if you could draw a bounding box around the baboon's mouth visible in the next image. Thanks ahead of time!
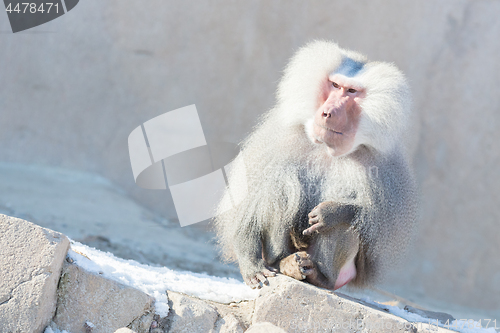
[325,127,343,135]
[316,123,343,135]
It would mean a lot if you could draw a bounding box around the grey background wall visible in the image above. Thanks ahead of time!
[0,0,498,318]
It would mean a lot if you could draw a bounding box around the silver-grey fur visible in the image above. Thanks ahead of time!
[214,40,418,289]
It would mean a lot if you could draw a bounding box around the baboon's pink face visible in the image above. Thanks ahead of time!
[310,73,365,156]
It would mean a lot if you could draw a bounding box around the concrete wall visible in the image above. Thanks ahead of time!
[0,0,498,317]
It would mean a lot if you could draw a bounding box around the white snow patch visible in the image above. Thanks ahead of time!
[44,327,70,333]
[84,321,95,328]
[68,240,258,317]
[364,298,498,333]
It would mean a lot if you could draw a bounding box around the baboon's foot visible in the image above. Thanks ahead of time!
[279,251,317,280]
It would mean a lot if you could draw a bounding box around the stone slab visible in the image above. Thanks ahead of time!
[253,275,456,333]
[53,260,155,333]
[0,214,69,333]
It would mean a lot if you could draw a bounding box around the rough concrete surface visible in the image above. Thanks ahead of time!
[128,311,156,333]
[253,275,456,333]
[216,313,245,333]
[165,291,219,333]
[53,261,155,333]
[0,215,69,333]
[246,322,287,333]
[0,0,498,320]
[208,296,255,332]
[115,329,138,333]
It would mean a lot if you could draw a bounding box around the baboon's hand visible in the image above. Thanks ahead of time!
[303,201,339,235]
[244,266,278,289]
[304,201,359,236]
